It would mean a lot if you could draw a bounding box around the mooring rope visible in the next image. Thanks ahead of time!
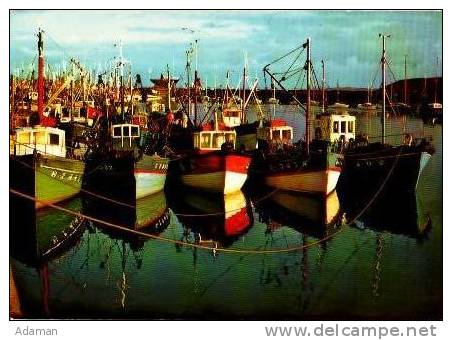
[10,129,406,254]
[10,140,401,255]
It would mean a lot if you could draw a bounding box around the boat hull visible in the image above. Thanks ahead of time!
[134,154,169,198]
[177,152,251,194]
[340,144,433,194]
[256,142,343,196]
[10,153,85,209]
[265,167,341,196]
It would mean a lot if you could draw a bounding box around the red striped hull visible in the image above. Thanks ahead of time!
[179,152,251,194]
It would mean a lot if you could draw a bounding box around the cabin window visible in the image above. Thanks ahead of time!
[224,110,239,118]
[131,126,139,137]
[282,129,292,141]
[113,126,122,137]
[80,107,87,118]
[62,107,70,118]
[201,133,211,148]
[122,126,130,137]
[34,131,46,144]
[17,132,31,144]
[333,121,339,133]
[212,133,225,148]
[340,121,346,133]
[225,133,236,145]
[272,130,281,140]
[49,133,60,145]
[348,121,354,133]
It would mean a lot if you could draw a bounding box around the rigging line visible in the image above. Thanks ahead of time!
[265,43,306,68]
[281,48,305,80]
[370,61,381,90]
[386,62,400,89]
[311,64,322,92]
[273,66,305,77]
[293,69,304,92]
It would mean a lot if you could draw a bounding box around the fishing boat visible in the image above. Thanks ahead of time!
[10,29,85,209]
[86,120,169,200]
[173,124,251,194]
[84,42,169,200]
[341,34,435,194]
[168,46,252,195]
[421,63,442,124]
[256,38,353,196]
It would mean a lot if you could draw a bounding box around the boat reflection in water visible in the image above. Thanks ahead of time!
[82,190,170,250]
[10,197,86,317]
[168,189,253,249]
[10,196,86,266]
[338,180,431,239]
[254,188,343,240]
[80,190,171,311]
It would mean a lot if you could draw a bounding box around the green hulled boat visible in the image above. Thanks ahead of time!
[10,126,85,209]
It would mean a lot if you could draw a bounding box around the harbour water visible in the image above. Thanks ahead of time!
[10,106,442,320]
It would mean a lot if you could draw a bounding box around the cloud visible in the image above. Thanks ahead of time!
[9,10,442,87]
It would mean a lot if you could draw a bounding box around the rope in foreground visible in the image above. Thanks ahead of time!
[10,188,346,255]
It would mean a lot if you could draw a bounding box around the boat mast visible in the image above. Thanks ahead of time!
[186,49,191,118]
[226,71,230,105]
[167,64,171,112]
[306,37,311,153]
[321,60,325,114]
[242,52,247,123]
[404,55,408,105]
[214,73,217,100]
[272,78,276,100]
[434,56,439,103]
[118,41,125,120]
[37,28,45,123]
[336,80,339,103]
[194,39,199,126]
[129,63,133,117]
[380,34,390,144]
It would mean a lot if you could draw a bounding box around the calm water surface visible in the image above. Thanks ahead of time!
[10,105,442,320]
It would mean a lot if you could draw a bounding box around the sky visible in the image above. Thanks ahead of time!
[9,10,442,88]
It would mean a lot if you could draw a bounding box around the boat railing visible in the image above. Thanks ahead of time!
[364,132,433,146]
[10,140,85,160]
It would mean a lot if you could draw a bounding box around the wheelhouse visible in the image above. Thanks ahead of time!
[222,108,241,128]
[111,123,141,150]
[60,100,95,125]
[257,119,294,145]
[11,126,66,157]
[193,130,237,151]
[315,113,356,143]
